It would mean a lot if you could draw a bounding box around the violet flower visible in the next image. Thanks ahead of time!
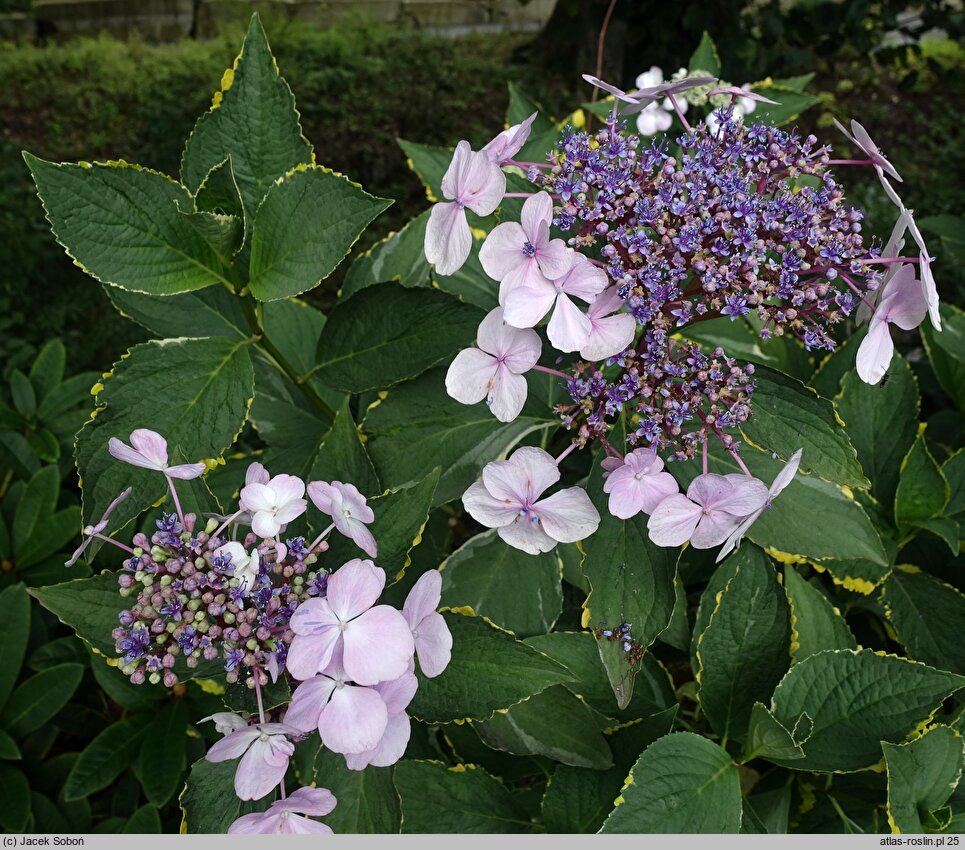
[343,670,418,771]
[307,480,377,558]
[228,786,336,834]
[108,429,206,480]
[579,286,637,362]
[425,140,506,276]
[204,720,300,801]
[402,570,452,678]
[602,448,680,520]
[445,307,542,423]
[462,446,600,554]
[238,474,307,539]
[482,111,538,166]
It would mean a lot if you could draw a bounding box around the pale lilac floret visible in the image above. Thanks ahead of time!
[480,192,573,302]
[308,480,377,558]
[647,472,768,549]
[343,670,419,771]
[708,85,779,105]
[482,111,538,165]
[856,264,928,385]
[462,446,600,555]
[108,428,205,479]
[904,211,941,331]
[239,474,307,539]
[212,541,260,595]
[503,251,608,352]
[286,559,414,684]
[425,140,506,276]
[579,286,637,361]
[402,570,452,677]
[445,307,541,423]
[602,448,680,520]
[833,118,902,182]
[716,449,803,562]
[228,786,337,834]
[204,720,300,800]
[199,711,248,736]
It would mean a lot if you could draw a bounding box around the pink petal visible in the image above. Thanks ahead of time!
[107,438,162,471]
[403,569,442,628]
[461,150,506,216]
[446,348,498,406]
[498,516,557,554]
[235,737,289,800]
[488,366,528,422]
[440,140,471,201]
[479,221,528,282]
[205,726,260,762]
[332,481,373,522]
[278,815,333,834]
[228,812,279,834]
[625,448,664,475]
[284,675,337,732]
[880,265,927,330]
[413,610,453,677]
[547,292,592,353]
[691,509,744,550]
[341,517,378,558]
[290,597,339,636]
[717,474,770,515]
[318,684,388,754]
[770,450,803,498]
[520,192,553,244]
[285,630,340,681]
[557,253,608,301]
[269,474,305,504]
[647,494,703,547]
[484,446,559,503]
[275,499,308,526]
[580,313,637,361]
[425,201,471,276]
[534,487,600,543]
[307,480,335,514]
[360,712,411,768]
[498,255,555,304]
[250,510,281,539]
[275,786,337,817]
[342,606,415,686]
[856,319,894,385]
[246,461,270,486]
[482,112,536,165]
[375,671,419,714]
[165,462,206,480]
[537,239,575,281]
[606,470,679,519]
[462,479,519,528]
[503,280,557,328]
[240,482,276,514]
[129,429,170,467]
[500,330,541,375]
[326,558,386,622]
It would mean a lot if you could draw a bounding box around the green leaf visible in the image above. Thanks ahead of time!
[222,678,290,714]
[809,327,865,399]
[540,709,678,834]
[137,701,188,807]
[0,663,83,739]
[248,165,391,301]
[524,631,677,723]
[64,717,147,801]
[764,649,965,772]
[26,429,60,464]
[0,764,30,831]
[123,804,161,834]
[474,685,614,769]
[921,303,965,411]
[395,760,531,833]
[311,284,482,393]
[836,357,918,510]
[741,702,806,763]
[783,565,856,661]
[24,156,232,295]
[688,32,721,75]
[695,546,791,743]
[342,211,433,298]
[194,157,245,219]
[600,732,742,833]
[75,336,254,529]
[407,610,574,723]
[36,371,102,422]
[0,583,31,709]
[180,14,313,233]
[915,517,961,557]
[883,566,965,675]
[364,367,556,506]
[28,340,66,403]
[107,285,248,341]
[179,757,260,834]
[321,469,439,579]
[0,728,20,760]
[748,87,821,126]
[884,725,964,835]
[0,431,41,480]
[440,531,562,638]
[895,429,949,527]
[29,573,126,656]
[582,451,678,708]
[396,139,452,201]
[12,465,58,553]
[943,450,965,517]
[89,652,165,712]
[313,747,400,833]
[307,398,380,497]
[17,506,81,570]
[179,208,243,262]
[739,365,867,487]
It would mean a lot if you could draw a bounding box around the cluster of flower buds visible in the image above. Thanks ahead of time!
[68,427,454,833]
[425,70,941,562]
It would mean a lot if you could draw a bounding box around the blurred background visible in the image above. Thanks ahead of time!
[0,1,963,834]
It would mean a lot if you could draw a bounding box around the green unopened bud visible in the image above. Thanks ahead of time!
[149,672,161,685]
[304,554,317,566]
[205,517,218,534]
[195,557,205,569]
[150,545,167,561]
[194,611,205,622]
[121,662,138,676]
[141,576,154,588]
[223,612,236,624]
[166,622,177,634]
[187,599,201,611]
[132,546,143,557]
[246,639,258,651]
[160,575,173,587]
[155,634,167,645]
[196,620,210,634]
[119,587,133,598]
[134,570,145,582]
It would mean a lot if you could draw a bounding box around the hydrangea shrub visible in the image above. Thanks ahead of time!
[20,17,965,835]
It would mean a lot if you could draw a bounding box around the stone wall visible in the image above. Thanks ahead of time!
[0,0,556,42]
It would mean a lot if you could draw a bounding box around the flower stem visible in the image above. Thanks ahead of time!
[729,448,752,477]
[555,442,577,465]
[533,364,570,380]
[666,93,691,132]
[825,158,874,167]
[591,0,619,106]
[92,533,136,555]
[702,438,708,476]
[308,523,336,553]
[253,667,266,724]
[601,437,624,461]
[166,475,185,527]
[211,509,245,542]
